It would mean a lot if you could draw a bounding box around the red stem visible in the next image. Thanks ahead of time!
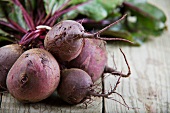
[0,20,18,31]
[78,14,134,44]
[93,14,127,36]
[57,0,71,12]
[7,19,27,33]
[46,0,92,26]
[19,29,46,46]
[12,0,35,30]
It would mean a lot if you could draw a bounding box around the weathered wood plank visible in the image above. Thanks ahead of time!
[0,93,102,113]
[0,79,102,113]
[0,0,170,113]
[104,0,170,112]
[0,93,2,109]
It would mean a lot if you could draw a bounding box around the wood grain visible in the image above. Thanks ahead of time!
[104,0,170,112]
[0,80,102,113]
[0,0,170,113]
[0,93,2,109]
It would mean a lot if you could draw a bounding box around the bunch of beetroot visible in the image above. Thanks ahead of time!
[0,14,132,108]
[0,0,133,107]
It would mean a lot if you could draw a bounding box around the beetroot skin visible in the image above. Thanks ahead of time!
[69,39,107,82]
[44,20,84,62]
[44,17,131,63]
[57,68,93,104]
[6,48,60,103]
[0,44,23,90]
[57,68,122,105]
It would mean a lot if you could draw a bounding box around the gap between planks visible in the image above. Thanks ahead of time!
[0,93,2,109]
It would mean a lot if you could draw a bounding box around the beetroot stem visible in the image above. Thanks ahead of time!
[0,20,20,32]
[42,0,71,25]
[19,29,46,45]
[0,8,27,34]
[93,14,127,36]
[46,0,92,26]
[79,14,134,44]
[104,48,131,77]
[80,32,134,44]
[57,0,72,12]
[7,19,27,34]
[12,0,35,30]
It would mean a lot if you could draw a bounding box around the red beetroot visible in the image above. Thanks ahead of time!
[44,20,84,62]
[6,48,60,103]
[0,44,23,91]
[57,68,93,104]
[69,39,107,82]
[44,14,132,63]
[57,68,126,106]
[69,40,131,82]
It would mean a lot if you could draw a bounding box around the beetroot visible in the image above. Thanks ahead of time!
[57,68,125,105]
[69,39,107,82]
[57,68,93,104]
[6,48,60,103]
[44,20,84,62]
[44,14,132,62]
[1,13,131,107]
[0,44,23,90]
[69,41,131,82]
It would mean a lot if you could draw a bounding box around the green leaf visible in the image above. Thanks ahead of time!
[43,0,71,15]
[43,0,56,14]
[101,29,141,46]
[0,6,5,18]
[124,1,166,37]
[63,10,79,20]
[43,0,60,14]
[100,22,139,45]
[70,0,88,4]
[136,3,166,22]
[8,5,28,30]
[0,0,28,30]
[136,15,165,35]
[21,0,36,13]
[126,0,147,4]
[0,34,14,47]
[126,0,166,22]
[69,0,124,21]
[98,0,124,13]
[0,30,14,42]
[77,0,108,21]
[0,0,13,18]
[102,30,134,41]
[0,35,13,42]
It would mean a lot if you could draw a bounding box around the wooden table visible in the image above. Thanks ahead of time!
[0,0,170,112]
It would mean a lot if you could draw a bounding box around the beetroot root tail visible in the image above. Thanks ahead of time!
[104,48,131,77]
